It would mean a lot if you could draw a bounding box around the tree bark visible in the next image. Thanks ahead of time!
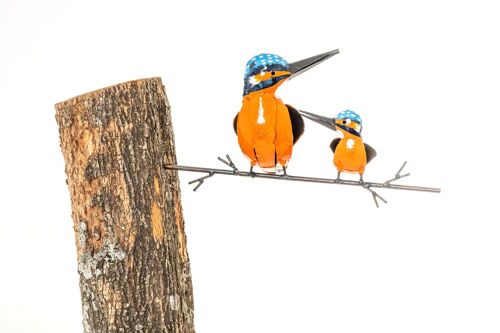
[55,78,195,333]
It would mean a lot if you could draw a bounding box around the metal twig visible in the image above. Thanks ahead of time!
[362,183,388,208]
[384,161,411,185]
[188,171,214,191]
[217,154,239,173]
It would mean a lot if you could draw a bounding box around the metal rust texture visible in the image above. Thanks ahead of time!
[55,77,194,333]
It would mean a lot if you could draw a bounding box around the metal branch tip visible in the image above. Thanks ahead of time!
[187,171,215,191]
[217,155,239,173]
[384,161,411,185]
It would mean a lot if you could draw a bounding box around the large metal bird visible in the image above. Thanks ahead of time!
[299,109,376,182]
[234,49,339,175]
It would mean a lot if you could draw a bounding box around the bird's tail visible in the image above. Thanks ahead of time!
[254,139,277,170]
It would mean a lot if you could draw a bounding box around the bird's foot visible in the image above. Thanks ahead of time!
[358,174,364,185]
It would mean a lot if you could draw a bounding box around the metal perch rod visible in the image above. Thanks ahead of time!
[164,156,441,194]
[165,164,441,193]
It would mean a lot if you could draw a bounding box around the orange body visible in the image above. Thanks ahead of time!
[334,135,367,175]
[237,87,293,169]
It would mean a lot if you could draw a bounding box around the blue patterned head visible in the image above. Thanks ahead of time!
[243,53,291,96]
[244,54,290,78]
[336,110,362,126]
[296,108,364,137]
[242,50,340,96]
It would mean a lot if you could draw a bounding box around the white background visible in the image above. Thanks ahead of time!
[1,0,499,332]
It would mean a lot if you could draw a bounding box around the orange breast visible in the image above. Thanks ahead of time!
[237,91,293,169]
[333,137,367,174]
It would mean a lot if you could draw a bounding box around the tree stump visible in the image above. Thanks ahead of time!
[55,78,195,333]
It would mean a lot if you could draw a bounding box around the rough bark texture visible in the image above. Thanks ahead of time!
[55,78,195,333]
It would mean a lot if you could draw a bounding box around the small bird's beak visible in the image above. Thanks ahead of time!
[288,49,339,79]
[299,110,337,131]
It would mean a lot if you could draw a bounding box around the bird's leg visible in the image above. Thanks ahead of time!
[335,171,341,182]
[274,162,287,178]
[359,174,364,184]
[282,165,288,178]
[249,165,256,178]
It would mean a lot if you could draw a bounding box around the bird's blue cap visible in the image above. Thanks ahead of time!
[336,109,362,125]
[244,53,289,78]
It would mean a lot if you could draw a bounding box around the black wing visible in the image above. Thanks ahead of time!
[286,104,305,144]
[330,138,340,153]
[364,143,377,163]
[233,113,238,134]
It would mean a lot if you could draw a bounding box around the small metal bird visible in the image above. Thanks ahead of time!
[299,109,376,182]
[234,49,339,175]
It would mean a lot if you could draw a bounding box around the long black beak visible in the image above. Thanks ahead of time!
[288,49,339,79]
[299,110,337,131]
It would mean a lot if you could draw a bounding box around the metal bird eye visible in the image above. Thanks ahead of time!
[271,71,276,76]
